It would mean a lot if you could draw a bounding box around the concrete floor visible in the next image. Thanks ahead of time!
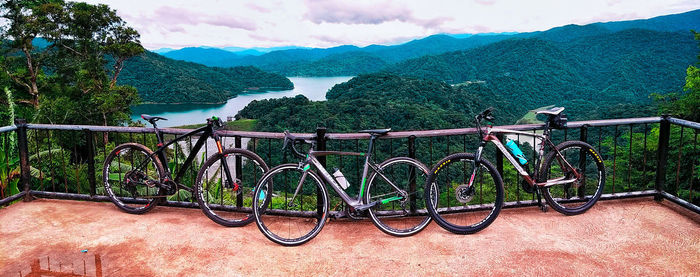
[0,197,698,276]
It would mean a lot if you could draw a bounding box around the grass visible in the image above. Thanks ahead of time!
[515,105,555,124]
[172,119,258,131]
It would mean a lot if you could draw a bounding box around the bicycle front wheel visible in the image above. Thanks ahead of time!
[253,164,329,246]
[195,148,269,227]
[103,143,165,214]
[425,153,504,234]
[365,157,432,236]
[540,140,605,215]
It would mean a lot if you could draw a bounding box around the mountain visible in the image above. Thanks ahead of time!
[161,47,245,67]
[152,9,700,76]
[117,51,293,104]
[384,29,697,119]
[152,48,175,54]
[595,9,700,33]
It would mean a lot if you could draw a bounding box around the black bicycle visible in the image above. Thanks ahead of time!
[425,107,605,234]
[102,115,269,227]
[252,129,433,246]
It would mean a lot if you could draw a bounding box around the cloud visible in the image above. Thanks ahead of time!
[304,0,451,28]
[152,6,257,31]
[475,0,497,5]
[246,3,271,13]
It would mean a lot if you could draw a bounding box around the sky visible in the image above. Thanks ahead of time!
[82,0,700,50]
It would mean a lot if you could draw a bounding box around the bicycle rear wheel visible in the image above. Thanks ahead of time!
[540,140,605,215]
[103,143,165,214]
[253,164,329,246]
[365,157,432,236]
[195,148,269,227]
[425,153,504,234]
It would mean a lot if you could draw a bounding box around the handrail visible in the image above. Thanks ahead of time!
[0,125,17,133]
[1,115,697,216]
[24,116,664,140]
[667,117,700,130]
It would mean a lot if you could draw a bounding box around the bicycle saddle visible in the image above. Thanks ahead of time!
[141,114,168,125]
[359,128,391,136]
[535,107,565,116]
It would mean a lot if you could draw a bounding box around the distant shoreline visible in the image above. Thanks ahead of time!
[135,86,293,105]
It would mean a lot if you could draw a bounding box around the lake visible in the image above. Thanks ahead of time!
[130,76,353,127]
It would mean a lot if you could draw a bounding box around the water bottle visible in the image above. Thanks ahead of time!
[505,139,528,165]
[332,168,350,189]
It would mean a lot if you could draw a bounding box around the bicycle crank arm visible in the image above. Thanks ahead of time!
[354,201,380,211]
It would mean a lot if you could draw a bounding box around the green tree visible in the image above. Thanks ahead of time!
[0,0,63,108]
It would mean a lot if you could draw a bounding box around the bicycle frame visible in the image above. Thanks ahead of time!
[293,138,407,208]
[137,124,235,192]
[473,126,578,187]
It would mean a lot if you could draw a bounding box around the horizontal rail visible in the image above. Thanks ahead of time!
[435,190,660,214]
[22,190,689,218]
[0,191,26,206]
[668,117,700,130]
[659,191,700,214]
[0,125,17,134]
[24,116,664,140]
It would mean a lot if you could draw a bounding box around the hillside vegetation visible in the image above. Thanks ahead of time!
[385,29,696,118]
[118,51,293,104]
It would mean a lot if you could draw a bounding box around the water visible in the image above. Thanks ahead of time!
[130,76,353,127]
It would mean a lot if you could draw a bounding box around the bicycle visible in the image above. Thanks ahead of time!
[102,114,269,227]
[252,129,433,246]
[425,107,605,234]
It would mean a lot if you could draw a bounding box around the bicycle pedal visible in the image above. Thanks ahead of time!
[331,210,346,219]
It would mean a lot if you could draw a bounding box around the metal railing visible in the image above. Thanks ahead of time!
[1,116,698,215]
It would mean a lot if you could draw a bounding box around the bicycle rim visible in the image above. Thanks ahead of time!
[253,164,328,246]
[426,153,504,234]
[196,149,269,227]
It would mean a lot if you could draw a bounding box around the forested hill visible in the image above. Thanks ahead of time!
[236,74,518,133]
[117,51,293,104]
[384,29,697,114]
[236,71,662,134]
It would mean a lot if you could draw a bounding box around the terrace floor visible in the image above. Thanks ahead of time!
[0,197,698,276]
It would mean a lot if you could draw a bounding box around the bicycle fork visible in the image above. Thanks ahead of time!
[288,169,309,208]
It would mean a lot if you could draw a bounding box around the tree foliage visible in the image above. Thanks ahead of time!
[0,0,143,128]
[117,52,293,104]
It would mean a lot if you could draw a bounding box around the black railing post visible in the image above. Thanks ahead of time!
[655,116,671,201]
[578,125,589,198]
[235,136,243,208]
[85,130,97,196]
[315,127,327,215]
[15,119,32,201]
[408,136,417,214]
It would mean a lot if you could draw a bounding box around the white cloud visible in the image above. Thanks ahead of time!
[79,0,700,49]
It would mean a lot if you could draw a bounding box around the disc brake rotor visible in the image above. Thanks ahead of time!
[455,184,474,204]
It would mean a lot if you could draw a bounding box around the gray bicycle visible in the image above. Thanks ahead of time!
[252,129,433,246]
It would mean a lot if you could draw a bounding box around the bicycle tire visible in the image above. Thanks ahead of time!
[103,143,165,214]
[540,140,605,215]
[365,157,432,236]
[195,148,269,227]
[253,164,329,246]
[425,153,504,234]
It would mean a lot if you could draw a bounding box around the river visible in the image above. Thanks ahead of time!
[130,76,353,127]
